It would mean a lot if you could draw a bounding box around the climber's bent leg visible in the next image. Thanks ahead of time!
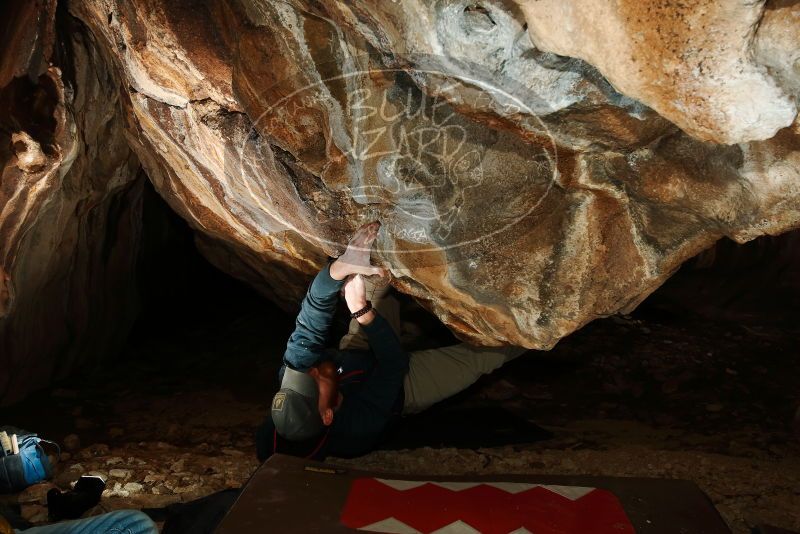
[402,344,526,414]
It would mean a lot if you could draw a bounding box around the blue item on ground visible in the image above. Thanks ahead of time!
[17,510,157,534]
[0,427,56,494]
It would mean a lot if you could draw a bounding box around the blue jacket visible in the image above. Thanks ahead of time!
[256,263,409,461]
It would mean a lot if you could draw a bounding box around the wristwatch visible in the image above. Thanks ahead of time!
[350,301,372,319]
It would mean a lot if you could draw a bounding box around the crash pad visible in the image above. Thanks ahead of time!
[216,454,730,533]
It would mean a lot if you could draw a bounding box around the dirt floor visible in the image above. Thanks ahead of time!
[2,242,799,533]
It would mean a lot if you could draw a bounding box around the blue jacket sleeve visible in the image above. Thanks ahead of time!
[282,263,345,371]
[328,313,409,455]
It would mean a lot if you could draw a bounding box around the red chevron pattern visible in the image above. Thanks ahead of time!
[340,478,634,534]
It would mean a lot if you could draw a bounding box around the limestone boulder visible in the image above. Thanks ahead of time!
[66,0,799,347]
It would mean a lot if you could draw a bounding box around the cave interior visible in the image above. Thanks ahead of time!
[2,178,799,532]
[1,0,799,532]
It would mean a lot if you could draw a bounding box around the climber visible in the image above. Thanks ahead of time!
[256,221,525,461]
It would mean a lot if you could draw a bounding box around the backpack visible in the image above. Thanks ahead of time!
[0,426,57,493]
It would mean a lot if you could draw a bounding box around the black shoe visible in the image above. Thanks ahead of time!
[47,475,106,520]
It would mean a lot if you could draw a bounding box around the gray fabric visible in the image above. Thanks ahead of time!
[280,367,318,398]
[271,368,324,441]
[402,344,527,414]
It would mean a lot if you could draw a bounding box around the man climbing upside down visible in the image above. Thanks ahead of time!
[256,221,525,461]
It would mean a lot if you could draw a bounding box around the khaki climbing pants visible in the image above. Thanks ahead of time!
[339,277,526,415]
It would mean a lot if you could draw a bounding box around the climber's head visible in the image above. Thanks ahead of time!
[270,361,341,441]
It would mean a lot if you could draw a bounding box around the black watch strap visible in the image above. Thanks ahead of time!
[350,301,373,319]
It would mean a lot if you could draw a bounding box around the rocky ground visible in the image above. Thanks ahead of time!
[1,275,799,533]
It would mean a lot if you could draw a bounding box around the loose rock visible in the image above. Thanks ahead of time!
[62,434,80,452]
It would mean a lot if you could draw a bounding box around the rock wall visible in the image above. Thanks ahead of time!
[516,0,799,144]
[0,1,143,403]
[1,0,799,400]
